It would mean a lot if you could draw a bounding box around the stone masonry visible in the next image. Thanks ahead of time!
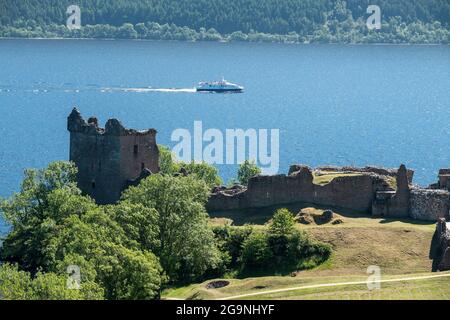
[436,218,450,271]
[207,165,393,213]
[372,164,410,218]
[208,163,450,222]
[410,188,450,221]
[317,165,414,184]
[68,108,159,204]
[66,110,450,222]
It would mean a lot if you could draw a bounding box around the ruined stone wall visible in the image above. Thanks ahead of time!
[69,130,122,204]
[68,108,159,204]
[207,163,450,223]
[119,131,159,186]
[436,219,450,271]
[207,166,390,213]
[383,164,410,218]
[410,188,450,221]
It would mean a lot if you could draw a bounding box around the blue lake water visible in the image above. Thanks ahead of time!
[0,39,449,232]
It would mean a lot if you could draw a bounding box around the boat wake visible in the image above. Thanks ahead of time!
[102,87,197,93]
[0,83,197,94]
[0,81,245,94]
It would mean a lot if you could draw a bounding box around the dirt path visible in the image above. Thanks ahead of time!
[217,273,450,300]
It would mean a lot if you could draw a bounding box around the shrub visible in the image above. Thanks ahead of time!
[0,264,103,300]
[269,208,295,236]
[180,162,222,188]
[158,144,222,187]
[241,231,273,271]
[121,174,221,282]
[287,230,332,270]
[237,160,261,185]
[213,225,253,268]
[240,209,332,274]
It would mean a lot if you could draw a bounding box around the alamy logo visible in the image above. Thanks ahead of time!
[66,5,81,30]
[366,5,381,30]
[171,121,280,175]
[66,264,81,290]
[366,265,381,290]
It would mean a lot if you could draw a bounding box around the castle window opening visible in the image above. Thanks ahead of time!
[134,145,138,155]
[92,180,96,189]
[141,162,145,170]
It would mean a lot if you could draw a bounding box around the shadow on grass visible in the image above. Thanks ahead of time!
[378,217,435,226]
[209,201,373,226]
[235,267,295,279]
[210,201,438,228]
[233,256,331,279]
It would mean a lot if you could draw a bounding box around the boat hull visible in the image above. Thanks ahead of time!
[196,88,243,93]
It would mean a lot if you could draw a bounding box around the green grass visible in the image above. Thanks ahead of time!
[210,207,436,277]
[385,175,397,189]
[311,171,397,190]
[296,213,435,276]
[238,275,450,300]
[163,272,450,300]
[312,172,363,186]
[170,207,439,300]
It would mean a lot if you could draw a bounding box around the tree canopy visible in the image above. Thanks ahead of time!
[0,1,448,43]
[1,0,448,33]
[237,160,262,186]
[0,161,332,299]
[0,162,164,299]
[121,174,221,282]
[0,161,221,299]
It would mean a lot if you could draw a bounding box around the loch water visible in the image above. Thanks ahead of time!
[0,39,449,233]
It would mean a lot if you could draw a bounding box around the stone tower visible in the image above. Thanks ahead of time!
[67,108,159,204]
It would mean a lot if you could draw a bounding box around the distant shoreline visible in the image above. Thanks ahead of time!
[2,18,448,46]
[0,37,447,46]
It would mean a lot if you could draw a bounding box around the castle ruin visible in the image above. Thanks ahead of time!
[207,164,410,216]
[68,108,159,204]
[435,218,450,271]
[207,164,450,223]
[67,108,450,225]
[66,109,450,269]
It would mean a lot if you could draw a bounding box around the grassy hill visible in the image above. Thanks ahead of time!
[163,272,450,300]
[164,208,445,300]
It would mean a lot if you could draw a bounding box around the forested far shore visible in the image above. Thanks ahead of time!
[1,0,449,33]
[1,19,449,44]
[0,0,449,44]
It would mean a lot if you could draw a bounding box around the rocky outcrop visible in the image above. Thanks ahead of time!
[295,208,337,225]
[288,164,312,176]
